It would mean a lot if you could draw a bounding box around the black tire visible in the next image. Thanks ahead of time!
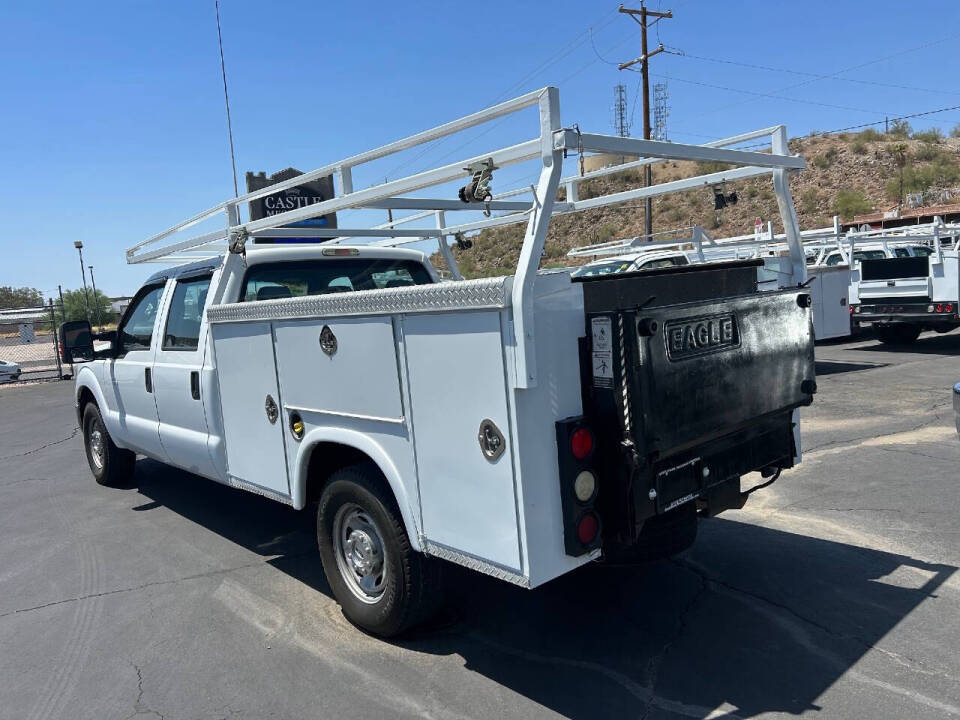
[603,502,699,564]
[82,403,135,487]
[876,323,921,345]
[317,463,442,637]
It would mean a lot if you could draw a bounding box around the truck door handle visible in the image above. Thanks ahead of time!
[144,368,152,393]
[190,371,200,400]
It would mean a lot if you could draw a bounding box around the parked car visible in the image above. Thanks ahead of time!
[0,359,22,383]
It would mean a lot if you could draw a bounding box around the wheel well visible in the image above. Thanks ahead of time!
[304,442,394,508]
[77,387,96,423]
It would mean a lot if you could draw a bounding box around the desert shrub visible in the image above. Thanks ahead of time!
[850,138,868,155]
[832,189,872,219]
[812,147,839,169]
[859,128,884,141]
[888,119,912,138]
[912,127,944,143]
[951,124,960,139]
[913,144,940,162]
[800,188,819,214]
[696,161,734,175]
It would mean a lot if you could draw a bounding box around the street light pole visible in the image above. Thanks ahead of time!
[73,240,91,322]
[88,265,103,328]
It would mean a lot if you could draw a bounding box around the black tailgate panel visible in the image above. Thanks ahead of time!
[861,256,928,280]
[631,290,815,459]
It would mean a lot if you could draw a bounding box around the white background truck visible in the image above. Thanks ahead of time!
[849,221,960,344]
[63,87,816,636]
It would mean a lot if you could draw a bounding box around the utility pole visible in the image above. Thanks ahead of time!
[73,240,91,322]
[618,2,672,240]
[88,265,103,328]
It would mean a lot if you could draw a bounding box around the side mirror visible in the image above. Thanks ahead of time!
[60,320,94,363]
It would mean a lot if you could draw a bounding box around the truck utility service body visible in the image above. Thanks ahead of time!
[849,221,960,343]
[68,87,816,635]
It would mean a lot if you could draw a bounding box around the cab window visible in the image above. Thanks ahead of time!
[893,247,911,258]
[119,284,165,352]
[163,275,212,351]
[911,246,933,257]
[242,259,433,302]
[640,255,689,271]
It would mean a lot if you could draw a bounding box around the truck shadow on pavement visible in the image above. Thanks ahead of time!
[853,332,960,355]
[132,459,956,720]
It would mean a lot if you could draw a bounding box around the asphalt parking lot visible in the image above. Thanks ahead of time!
[1,332,959,720]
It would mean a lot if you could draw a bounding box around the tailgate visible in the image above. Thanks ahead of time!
[630,289,814,459]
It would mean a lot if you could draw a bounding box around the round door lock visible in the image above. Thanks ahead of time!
[265,394,279,424]
[319,325,338,356]
[478,419,506,462]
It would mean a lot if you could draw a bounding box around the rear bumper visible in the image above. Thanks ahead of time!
[852,302,959,326]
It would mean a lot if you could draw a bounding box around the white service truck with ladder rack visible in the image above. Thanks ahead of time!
[63,87,816,636]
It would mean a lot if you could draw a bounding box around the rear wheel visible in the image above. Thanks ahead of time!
[317,463,442,637]
[82,403,135,486]
[876,323,920,345]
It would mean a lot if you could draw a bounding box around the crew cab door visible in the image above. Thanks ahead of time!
[152,272,218,479]
[104,282,168,459]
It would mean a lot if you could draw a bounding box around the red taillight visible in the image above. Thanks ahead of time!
[937,304,944,313]
[570,428,594,460]
[577,513,599,545]
[947,304,954,313]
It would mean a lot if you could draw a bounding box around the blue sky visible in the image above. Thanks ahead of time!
[2,0,959,297]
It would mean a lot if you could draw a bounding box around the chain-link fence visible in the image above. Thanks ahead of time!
[0,300,65,384]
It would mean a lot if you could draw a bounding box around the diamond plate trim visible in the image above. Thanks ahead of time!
[208,276,511,324]
[423,540,530,588]
[225,475,294,506]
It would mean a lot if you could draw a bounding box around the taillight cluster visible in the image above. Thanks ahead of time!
[928,303,955,313]
[556,418,601,556]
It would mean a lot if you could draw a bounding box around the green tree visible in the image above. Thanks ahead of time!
[832,189,872,220]
[61,288,113,325]
[0,286,43,310]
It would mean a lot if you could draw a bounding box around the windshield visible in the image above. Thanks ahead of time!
[242,258,433,302]
[572,260,635,278]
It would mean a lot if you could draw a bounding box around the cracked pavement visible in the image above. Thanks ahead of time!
[1,330,959,719]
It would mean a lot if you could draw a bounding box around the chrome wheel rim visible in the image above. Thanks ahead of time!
[333,504,387,604]
[89,425,105,471]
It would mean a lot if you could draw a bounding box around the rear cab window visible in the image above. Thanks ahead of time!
[242,258,433,302]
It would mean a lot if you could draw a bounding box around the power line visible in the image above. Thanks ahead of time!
[674,51,960,97]
[385,11,620,181]
[689,31,960,120]
[650,73,893,116]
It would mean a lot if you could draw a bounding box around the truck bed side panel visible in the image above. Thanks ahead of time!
[210,322,290,495]
[404,310,521,572]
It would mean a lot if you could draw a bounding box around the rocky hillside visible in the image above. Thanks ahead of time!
[433,128,960,278]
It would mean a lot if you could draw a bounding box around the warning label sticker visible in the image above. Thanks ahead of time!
[591,316,614,387]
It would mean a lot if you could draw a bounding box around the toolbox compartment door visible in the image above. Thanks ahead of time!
[632,289,814,460]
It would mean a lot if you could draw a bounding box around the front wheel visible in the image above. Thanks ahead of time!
[317,464,442,637]
[82,403,135,486]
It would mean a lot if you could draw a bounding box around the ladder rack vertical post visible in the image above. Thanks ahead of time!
[434,210,463,280]
[512,87,562,390]
[771,126,806,286]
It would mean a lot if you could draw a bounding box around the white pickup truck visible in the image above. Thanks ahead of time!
[63,87,816,636]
